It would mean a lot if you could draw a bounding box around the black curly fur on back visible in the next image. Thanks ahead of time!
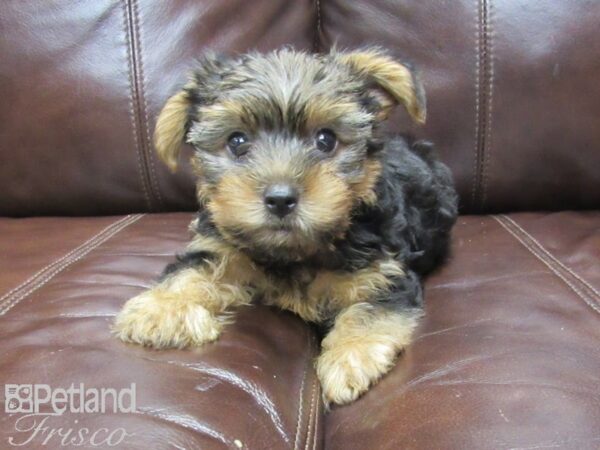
[323,136,457,313]
[351,136,458,276]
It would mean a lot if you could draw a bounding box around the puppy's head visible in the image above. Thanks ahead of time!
[155,48,425,261]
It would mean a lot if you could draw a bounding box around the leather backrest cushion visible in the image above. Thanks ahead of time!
[0,0,315,216]
[1,0,598,216]
[319,0,600,213]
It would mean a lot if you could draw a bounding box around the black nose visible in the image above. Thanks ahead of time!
[264,184,298,218]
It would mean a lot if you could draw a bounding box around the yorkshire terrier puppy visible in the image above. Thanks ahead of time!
[114,48,457,406]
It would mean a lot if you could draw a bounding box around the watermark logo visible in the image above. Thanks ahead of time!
[4,383,136,415]
[4,383,136,447]
[5,385,33,414]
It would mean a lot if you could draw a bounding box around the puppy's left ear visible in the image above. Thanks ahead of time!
[338,49,426,124]
[154,89,192,172]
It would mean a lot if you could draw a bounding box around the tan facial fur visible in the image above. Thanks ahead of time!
[205,156,355,259]
[350,158,382,206]
[297,162,354,236]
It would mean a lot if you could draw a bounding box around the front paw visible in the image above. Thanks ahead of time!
[316,341,397,406]
[113,289,222,349]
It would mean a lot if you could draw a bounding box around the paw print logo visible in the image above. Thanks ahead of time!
[4,384,33,413]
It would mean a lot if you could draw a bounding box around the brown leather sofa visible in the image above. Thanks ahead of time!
[1,1,599,449]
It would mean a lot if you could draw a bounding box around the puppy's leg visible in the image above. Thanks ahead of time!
[316,271,422,406]
[113,249,254,349]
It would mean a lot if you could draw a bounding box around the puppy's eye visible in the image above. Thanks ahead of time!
[227,132,250,157]
[315,129,337,153]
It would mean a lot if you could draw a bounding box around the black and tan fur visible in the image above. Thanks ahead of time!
[114,48,458,406]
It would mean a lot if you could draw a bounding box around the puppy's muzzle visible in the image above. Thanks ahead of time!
[264,184,298,218]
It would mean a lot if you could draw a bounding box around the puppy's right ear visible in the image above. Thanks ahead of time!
[154,53,231,172]
[154,89,192,173]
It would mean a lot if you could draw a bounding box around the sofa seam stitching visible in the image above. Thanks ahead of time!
[312,380,320,450]
[0,214,145,317]
[480,0,494,208]
[304,378,317,450]
[121,0,152,210]
[471,0,492,212]
[0,215,137,305]
[128,0,160,208]
[293,334,309,450]
[470,0,483,211]
[313,0,322,53]
[494,215,600,315]
[0,215,143,316]
[502,215,600,300]
[131,0,164,209]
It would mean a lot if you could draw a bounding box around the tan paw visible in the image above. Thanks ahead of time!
[113,289,222,349]
[316,341,397,406]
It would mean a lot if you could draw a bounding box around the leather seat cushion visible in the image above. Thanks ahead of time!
[1,212,598,449]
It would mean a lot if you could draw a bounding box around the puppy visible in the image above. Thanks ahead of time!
[114,48,458,406]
